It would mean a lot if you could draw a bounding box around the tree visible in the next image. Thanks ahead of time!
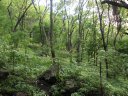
[95,0,109,78]
[49,0,56,64]
[76,0,83,63]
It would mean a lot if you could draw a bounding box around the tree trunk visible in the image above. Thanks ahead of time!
[95,0,109,78]
[49,0,56,64]
[76,0,83,64]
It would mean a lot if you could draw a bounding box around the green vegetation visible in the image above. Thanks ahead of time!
[0,0,128,96]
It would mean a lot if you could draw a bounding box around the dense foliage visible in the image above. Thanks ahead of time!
[0,0,128,96]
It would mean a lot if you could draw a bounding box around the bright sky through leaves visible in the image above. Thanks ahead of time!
[35,0,88,15]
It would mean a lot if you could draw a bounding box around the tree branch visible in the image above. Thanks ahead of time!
[13,3,32,32]
[101,0,128,9]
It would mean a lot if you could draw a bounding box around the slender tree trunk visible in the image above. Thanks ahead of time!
[67,20,72,51]
[113,18,121,49]
[50,0,56,64]
[99,62,103,96]
[7,0,13,31]
[76,0,83,64]
[92,9,97,66]
[63,0,75,62]
[95,0,109,78]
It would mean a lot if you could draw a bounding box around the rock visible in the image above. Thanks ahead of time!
[83,90,101,96]
[15,92,28,96]
[60,79,80,96]
[38,64,59,85]
[0,60,5,68]
[0,91,28,96]
[0,91,14,96]
[65,79,77,89]
[0,70,9,80]
[37,64,59,95]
